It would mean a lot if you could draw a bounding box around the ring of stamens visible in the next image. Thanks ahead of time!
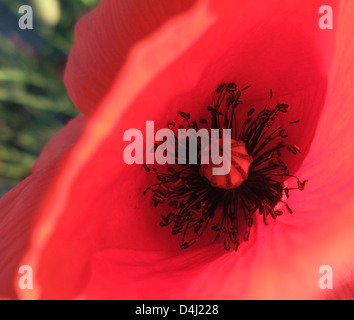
[143,83,308,251]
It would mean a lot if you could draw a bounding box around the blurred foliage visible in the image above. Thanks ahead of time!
[0,0,99,196]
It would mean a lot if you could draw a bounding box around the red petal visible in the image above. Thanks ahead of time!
[64,0,196,115]
[0,116,86,298]
[19,0,217,299]
[65,0,338,172]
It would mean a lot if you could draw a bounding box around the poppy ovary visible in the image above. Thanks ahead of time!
[199,139,253,189]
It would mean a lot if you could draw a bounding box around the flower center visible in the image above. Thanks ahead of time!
[143,83,308,251]
[199,139,253,189]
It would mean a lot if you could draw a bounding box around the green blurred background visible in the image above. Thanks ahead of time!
[0,0,99,196]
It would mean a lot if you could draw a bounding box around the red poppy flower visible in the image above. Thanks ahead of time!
[1,0,354,299]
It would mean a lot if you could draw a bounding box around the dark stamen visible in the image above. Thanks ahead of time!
[143,83,307,251]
